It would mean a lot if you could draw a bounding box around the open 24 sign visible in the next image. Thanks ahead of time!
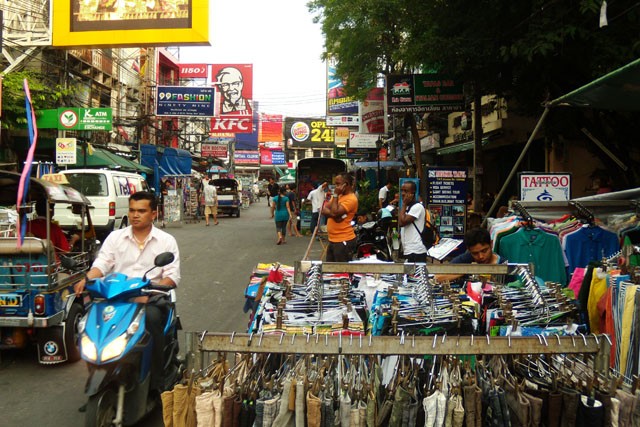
[309,121,335,143]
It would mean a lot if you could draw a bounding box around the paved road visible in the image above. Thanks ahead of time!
[0,201,323,426]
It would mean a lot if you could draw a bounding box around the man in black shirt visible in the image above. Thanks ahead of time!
[267,177,280,218]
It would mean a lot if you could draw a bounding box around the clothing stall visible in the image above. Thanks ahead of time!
[162,261,640,427]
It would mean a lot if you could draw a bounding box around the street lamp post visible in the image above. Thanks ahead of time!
[375,137,382,187]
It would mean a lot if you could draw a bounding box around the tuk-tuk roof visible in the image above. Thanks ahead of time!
[0,171,91,206]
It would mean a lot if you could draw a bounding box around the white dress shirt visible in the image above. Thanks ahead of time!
[308,187,326,213]
[92,225,181,285]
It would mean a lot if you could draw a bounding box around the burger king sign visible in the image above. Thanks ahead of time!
[284,118,335,148]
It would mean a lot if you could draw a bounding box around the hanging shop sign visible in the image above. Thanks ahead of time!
[36,108,114,131]
[359,87,387,134]
[179,64,208,78]
[519,173,571,201]
[427,167,468,240]
[348,132,379,149]
[386,74,464,114]
[234,150,260,165]
[55,138,77,165]
[284,118,335,148]
[326,116,360,127]
[260,149,286,165]
[156,86,215,117]
[201,144,228,158]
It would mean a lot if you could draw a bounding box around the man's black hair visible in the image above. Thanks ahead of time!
[339,172,355,187]
[403,180,417,194]
[35,198,51,217]
[130,191,158,211]
[464,227,491,247]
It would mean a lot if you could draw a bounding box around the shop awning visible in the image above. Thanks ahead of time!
[436,138,489,155]
[548,58,640,111]
[352,161,405,169]
[99,149,153,175]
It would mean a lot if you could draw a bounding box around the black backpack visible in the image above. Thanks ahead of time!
[411,206,438,249]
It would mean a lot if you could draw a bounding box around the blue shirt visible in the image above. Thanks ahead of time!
[272,195,290,222]
[563,226,619,273]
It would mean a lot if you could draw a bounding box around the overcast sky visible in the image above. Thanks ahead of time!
[179,0,327,118]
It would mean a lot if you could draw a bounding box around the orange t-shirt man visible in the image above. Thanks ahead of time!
[327,192,357,243]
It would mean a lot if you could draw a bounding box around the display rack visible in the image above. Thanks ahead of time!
[185,332,611,374]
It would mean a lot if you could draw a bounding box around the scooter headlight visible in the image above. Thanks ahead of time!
[101,333,129,362]
[80,335,97,361]
[78,314,88,334]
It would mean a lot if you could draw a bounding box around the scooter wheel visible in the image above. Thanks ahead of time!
[85,388,117,427]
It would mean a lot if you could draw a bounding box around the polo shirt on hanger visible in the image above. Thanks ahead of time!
[563,226,620,274]
[498,228,567,285]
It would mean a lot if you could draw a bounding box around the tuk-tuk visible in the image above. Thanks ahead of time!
[213,178,241,217]
[0,171,96,364]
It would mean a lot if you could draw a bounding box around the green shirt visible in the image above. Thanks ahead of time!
[498,228,567,285]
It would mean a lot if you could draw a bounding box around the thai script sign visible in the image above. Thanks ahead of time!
[387,74,464,114]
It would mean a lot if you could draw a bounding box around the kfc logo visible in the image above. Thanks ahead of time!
[179,64,208,78]
[210,117,253,133]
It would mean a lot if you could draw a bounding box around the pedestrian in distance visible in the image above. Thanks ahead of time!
[397,180,428,263]
[321,173,358,262]
[267,177,279,216]
[271,187,292,245]
[307,181,328,237]
[378,181,393,209]
[203,180,219,226]
[286,184,302,237]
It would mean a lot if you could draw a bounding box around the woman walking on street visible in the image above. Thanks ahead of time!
[271,187,292,245]
[286,184,302,237]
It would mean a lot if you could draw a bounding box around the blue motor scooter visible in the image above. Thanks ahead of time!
[68,252,183,427]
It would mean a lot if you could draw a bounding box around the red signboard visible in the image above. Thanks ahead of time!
[179,64,208,78]
[210,116,254,134]
[201,143,228,158]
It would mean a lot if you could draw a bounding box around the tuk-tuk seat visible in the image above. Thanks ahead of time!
[0,238,55,286]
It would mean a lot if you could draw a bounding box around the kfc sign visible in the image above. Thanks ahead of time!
[179,64,208,78]
[210,117,253,134]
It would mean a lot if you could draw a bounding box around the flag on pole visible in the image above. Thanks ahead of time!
[16,79,39,248]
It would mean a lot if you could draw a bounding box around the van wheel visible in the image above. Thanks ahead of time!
[119,217,128,229]
[236,210,241,218]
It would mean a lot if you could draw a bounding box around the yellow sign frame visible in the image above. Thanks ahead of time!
[52,0,210,47]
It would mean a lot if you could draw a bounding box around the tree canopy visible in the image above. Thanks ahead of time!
[308,0,640,113]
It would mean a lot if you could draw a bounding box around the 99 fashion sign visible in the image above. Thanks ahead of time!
[284,118,335,148]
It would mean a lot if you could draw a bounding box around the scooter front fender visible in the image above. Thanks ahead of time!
[85,365,113,397]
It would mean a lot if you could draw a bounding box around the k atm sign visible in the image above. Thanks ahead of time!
[179,64,208,78]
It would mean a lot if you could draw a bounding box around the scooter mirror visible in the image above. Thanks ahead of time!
[154,252,175,267]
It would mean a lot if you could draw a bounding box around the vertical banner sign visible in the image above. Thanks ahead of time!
[519,173,571,201]
[359,88,387,134]
[427,167,468,240]
[327,58,358,117]
[56,138,77,164]
[211,64,254,134]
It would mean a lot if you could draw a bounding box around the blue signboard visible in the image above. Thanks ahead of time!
[156,86,215,117]
[271,151,286,165]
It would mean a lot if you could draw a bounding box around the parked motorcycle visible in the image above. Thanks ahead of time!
[355,211,393,261]
[65,252,183,427]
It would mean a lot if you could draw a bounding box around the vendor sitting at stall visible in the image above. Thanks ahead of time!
[434,227,503,282]
[28,199,78,253]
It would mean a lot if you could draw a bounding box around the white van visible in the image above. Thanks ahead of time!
[56,169,150,240]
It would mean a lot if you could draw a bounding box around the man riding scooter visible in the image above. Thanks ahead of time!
[74,191,181,395]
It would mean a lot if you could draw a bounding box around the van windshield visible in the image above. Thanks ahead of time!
[65,173,108,196]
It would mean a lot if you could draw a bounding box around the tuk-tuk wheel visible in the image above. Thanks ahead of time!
[65,302,84,363]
